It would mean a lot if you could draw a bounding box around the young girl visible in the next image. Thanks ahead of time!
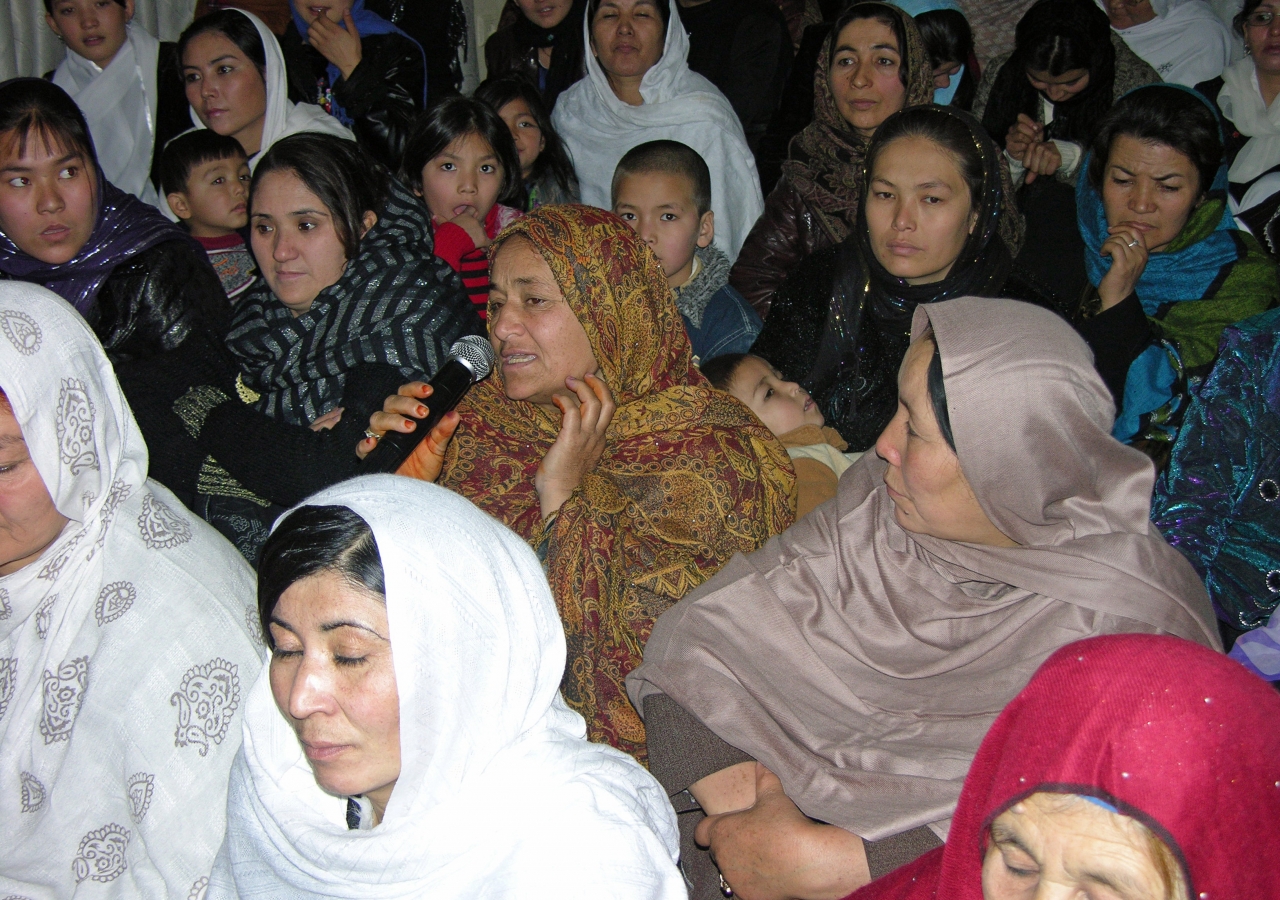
[475,75,580,210]
[400,96,523,320]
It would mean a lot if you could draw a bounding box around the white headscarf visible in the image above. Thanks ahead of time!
[188,8,352,169]
[1095,0,1233,86]
[0,282,260,898]
[209,475,684,900]
[551,0,763,262]
[54,22,162,206]
[1219,54,1280,184]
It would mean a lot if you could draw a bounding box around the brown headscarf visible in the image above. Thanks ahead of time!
[440,205,796,761]
[628,297,1219,838]
[782,3,934,245]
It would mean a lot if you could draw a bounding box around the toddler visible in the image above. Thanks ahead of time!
[161,130,254,302]
[611,140,760,363]
[703,352,863,518]
[401,96,523,320]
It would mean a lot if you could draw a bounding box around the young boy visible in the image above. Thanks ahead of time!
[161,130,255,302]
[702,352,863,519]
[611,140,761,363]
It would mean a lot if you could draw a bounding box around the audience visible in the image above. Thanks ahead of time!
[362,205,796,761]
[1073,85,1277,459]
[849,633,1280,900]
[627,297,1220,900]
[0,282,260,897]
[1099,0,1233,87]
[209,479,687,898]
[278,0,427,171]
[552,0,765,261]
[612,140,762,361]
[45,0,189,206]
[475,74,581,209]
[160,130,256,304]
[1153,306,1280,641]
[484,0,588,111]
[179,9,353,169]
[399,96,524,319]
[0,78,229,363]
[676,0,794,152]
[730,2,934,318]
[752,105,1054,449]
[703,351,863,519]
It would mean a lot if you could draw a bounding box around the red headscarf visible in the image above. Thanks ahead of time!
[852,634,1280,900]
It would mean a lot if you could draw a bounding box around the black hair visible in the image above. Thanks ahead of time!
[915,9,976,110]
[43,0,127,16]
[0,78,98,171]
[926,340,954,451]
[252,133,390,260]
[159,129,248,197]
[829,2,911,89]
[699,352,751,392]
[399,95,524,209]
[611,139,712,215]
[1087,85,1222,199]
[257,505,385,649]
[866,105,986,210]
[1235,0,1268,36]
[473,75,579,203]
[588,0,671,33]
[178,9,268,79]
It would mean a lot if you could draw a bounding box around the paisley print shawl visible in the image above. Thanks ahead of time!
[439,205,796,759]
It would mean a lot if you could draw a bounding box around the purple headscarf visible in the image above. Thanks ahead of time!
[0,176,191,316]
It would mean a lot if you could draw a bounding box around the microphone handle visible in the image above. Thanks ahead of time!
[362,359,476,473]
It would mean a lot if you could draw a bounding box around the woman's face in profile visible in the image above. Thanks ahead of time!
[0,131,97,266]
[182,31,268,152]
[0,399,70,576]
[519,0,574,30]
[591,0,666,83]
[1101,135,1202,254]
[828,17,907,138]
[865,134,975,286]
[269,570,401,817]
[874,338,1014,547]
[983,792,1185,900]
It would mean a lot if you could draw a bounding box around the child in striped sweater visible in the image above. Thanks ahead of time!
[401,97,523,321]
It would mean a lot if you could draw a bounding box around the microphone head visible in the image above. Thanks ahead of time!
[449,335,496,382]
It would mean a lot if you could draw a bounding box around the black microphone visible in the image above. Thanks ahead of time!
[362,335,496,473]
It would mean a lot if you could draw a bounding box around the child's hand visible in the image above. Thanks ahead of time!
[307,10,363,80]
[448,211,490,248]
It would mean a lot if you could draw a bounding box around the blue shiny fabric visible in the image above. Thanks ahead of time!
[1153,307,1280,630]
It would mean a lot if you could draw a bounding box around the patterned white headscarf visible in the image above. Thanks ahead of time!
[210,475,685,899]
[0,282,260,898]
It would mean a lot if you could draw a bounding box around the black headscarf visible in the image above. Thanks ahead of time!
[507,0,587,107]
[981,0,1116,148]
[752,105,1027,449]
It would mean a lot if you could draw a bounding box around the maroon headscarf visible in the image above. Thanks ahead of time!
[851,634,1280,900]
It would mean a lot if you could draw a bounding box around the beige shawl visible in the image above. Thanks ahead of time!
[627,296,1219,840]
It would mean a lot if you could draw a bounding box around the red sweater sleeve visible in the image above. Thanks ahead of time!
[432,221,477,272]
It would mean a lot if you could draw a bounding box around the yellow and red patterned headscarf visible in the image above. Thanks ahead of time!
[439,205,796,760]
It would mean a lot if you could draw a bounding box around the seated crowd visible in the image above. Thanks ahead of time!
[2,0,1279,897]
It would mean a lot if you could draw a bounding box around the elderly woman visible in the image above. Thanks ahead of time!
[123,132,477,560]
[0,282,260,896]
[0,78,228,362]
[179,9,352,168]
[729,2,934,317]
[1073,84,1277,456]
[848,633,1280,899]
[364,205,796,761]
[551,0,763,261]
[626,297,1220,900]
[484,0,587,111]
[751,104,1056,450]
[209,477,686,897]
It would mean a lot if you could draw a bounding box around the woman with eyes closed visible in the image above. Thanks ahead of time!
[751,104,1058,450]
[1072,85,1277,459]
[626,297,1220,900]
[729,2,933,319]
[208,477,687,898]
[179,9,352,170]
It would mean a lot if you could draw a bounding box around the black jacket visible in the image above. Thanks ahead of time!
[279,25,425,172]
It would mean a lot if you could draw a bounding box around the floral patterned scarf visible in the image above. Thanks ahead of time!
[439,205,796,760]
